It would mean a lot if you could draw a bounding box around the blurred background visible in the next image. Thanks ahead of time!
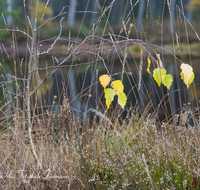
[1,0,198,34]
[0,0,200,122]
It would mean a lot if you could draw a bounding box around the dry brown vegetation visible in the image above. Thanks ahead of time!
[0,0,200,189]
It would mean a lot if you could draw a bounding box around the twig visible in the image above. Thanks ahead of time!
[34,17,65,56]
[26,0,42,170]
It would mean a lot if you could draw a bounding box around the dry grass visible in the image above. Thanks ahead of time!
[0,103,200,189]
[0,0,200,189]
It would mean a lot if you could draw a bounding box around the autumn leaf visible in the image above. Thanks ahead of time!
[180,63,195,88]
[118,92,127,109]
[153,68,166,87]
[99,74,111,88]
[104,88,116,109]
[162,74,173,90]
[189,73,195,85]
[147,57,151,75]
[111,80,124,95]
[153,68,173,90]
[100,75,127,109]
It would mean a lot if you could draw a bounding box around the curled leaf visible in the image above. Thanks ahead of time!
[147,57,151,75]
[99,74,111,88]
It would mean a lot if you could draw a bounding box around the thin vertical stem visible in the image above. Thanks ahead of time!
[27,0,42,170]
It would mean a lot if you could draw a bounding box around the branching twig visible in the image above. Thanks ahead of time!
[34,17,65,56]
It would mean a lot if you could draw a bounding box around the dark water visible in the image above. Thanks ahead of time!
[1,54,199,124]
[47,56,200,123]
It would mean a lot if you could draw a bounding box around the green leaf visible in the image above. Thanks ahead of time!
[118,92,127,109]
[153,68,166,87]
[104,88,116,109]
[162,74,173,90]
[111,80,124,95]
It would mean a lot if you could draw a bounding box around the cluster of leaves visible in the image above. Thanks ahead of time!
[100,54,194,110]
[99,75,127,109]
[147,54,195,90]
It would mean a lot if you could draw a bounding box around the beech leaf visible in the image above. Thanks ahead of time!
[180,63,195,88]
[118,92,127,109]
[104,88,116,109]
[111,80,124,95]
[99,74,111,88]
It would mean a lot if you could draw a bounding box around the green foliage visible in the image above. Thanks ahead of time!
[0,0,20,24]
[1,10,21,20]
[0,30,9,39]
[153,68,173,90]
[187,0,200,11]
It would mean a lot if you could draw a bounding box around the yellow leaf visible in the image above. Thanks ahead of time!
[118,92,127,109]
[99,74,111,88]
[147,57,151,75]
[104,88,116,109]
[180,63,194,88]
[111,80,124,95]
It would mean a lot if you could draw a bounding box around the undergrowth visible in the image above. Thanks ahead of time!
[0,0,199,189]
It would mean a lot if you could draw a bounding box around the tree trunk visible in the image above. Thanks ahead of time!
[49,0,54,17]
[110,0,126,24]
[90,0,99,28]
[137,0,146,31]
[68,0,77,27]
[186,0,193,21]
[110,0,119,24]
[148,0,157,24]
[118,0,125,23]
[6,0,12,27]
[168,0,176,34]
